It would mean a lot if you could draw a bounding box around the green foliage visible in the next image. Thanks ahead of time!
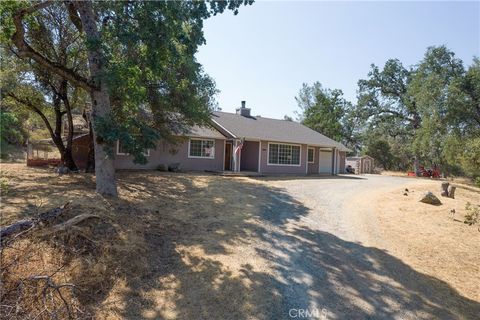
[156,164,167,172]
[95,1,236,134]
[475,177,480,188]
[355,46,479,177]
[90,1,251,163]
[464,202,479,226]
[296,82,359,148]
[0,177,8,196]
[94,115,159,165]
[363,139,394,170]
[0,110,26,145]
[459,137,480,178]
[0,1,28,43]
[1,1,252,168]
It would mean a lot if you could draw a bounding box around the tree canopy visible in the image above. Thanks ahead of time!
[294,46,478,178]
[356,46,479,176]
[1,0,252,196]
[295,82,359,148]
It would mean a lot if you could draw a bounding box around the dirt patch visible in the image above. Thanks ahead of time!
[0,164,295,319]
[350,179,480,302]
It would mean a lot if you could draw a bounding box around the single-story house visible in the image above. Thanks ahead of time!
[79,101,350,175]
[346,155,375,174]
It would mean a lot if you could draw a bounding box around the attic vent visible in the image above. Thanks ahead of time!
[236,100,251,117]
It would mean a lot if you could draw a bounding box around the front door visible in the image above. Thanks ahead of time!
[224,142,232,170]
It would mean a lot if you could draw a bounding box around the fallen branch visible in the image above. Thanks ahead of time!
[0,203,70,243]
[48,214,101,234]
[24,275,76,319]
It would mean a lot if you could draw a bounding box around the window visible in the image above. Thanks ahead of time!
[189,139,215,158]
[117,140,150,156]
[117,140,128,155]
[308,148,315,163]
[268,143,301,165]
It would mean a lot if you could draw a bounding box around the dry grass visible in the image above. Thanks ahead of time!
[381,170,478,188]
[0,164,285,319]
[351,179,480,302]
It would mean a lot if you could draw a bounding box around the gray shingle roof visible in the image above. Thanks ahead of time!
[186,125,226,139]
[211,111,350,151]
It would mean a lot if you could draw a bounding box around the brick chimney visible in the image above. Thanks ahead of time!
[236,100,251,117]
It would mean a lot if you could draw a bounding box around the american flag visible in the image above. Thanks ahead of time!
[234,139,244,154]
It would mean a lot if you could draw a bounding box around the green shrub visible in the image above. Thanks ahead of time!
[464,202,479,226]
[475,177,480,188]
[0,178,9,196]
[156,164,167,172]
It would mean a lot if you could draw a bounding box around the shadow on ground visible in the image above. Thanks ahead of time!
[3,168,479,319]
[111,172,479,319]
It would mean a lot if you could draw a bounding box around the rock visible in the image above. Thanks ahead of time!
[419,192,442,205]
[403,192,408,196]
[440,182,449,197]
[56,165,70,175]
[447,185,456,199]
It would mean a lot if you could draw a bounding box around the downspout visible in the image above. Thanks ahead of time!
[305,145,308,175]
[332,148,337,175]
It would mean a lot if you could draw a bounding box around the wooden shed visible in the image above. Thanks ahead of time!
[346,155,375,174]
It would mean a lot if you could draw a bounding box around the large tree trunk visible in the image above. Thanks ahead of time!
[53,93,78,171]
[74,2,117,197]
[62,148,77,171]
[90,89,117,196]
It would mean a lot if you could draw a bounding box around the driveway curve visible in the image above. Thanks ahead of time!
[255,175,480,320]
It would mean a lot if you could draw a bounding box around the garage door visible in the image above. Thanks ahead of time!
[319,150,332,174]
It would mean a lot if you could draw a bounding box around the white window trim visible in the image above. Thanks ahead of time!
[307,147,315,163]
[116,140,150,156]
[267,142,302,167]
[188,138,215,159]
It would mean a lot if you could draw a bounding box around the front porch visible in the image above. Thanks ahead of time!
[224,139,260,173]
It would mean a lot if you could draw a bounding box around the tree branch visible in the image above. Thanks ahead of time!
[60,80,74,150]
[6,92,56,140]
[11,2,93,91]
[377,108,415,123]
[64,1,83,33]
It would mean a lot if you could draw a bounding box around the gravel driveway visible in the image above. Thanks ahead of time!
[255,175,480,320]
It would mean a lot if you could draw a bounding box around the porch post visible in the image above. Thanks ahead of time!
[233,139,241,172]
[233,140,237,172]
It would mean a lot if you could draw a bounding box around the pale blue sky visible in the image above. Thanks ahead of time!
[196,1,480,119]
